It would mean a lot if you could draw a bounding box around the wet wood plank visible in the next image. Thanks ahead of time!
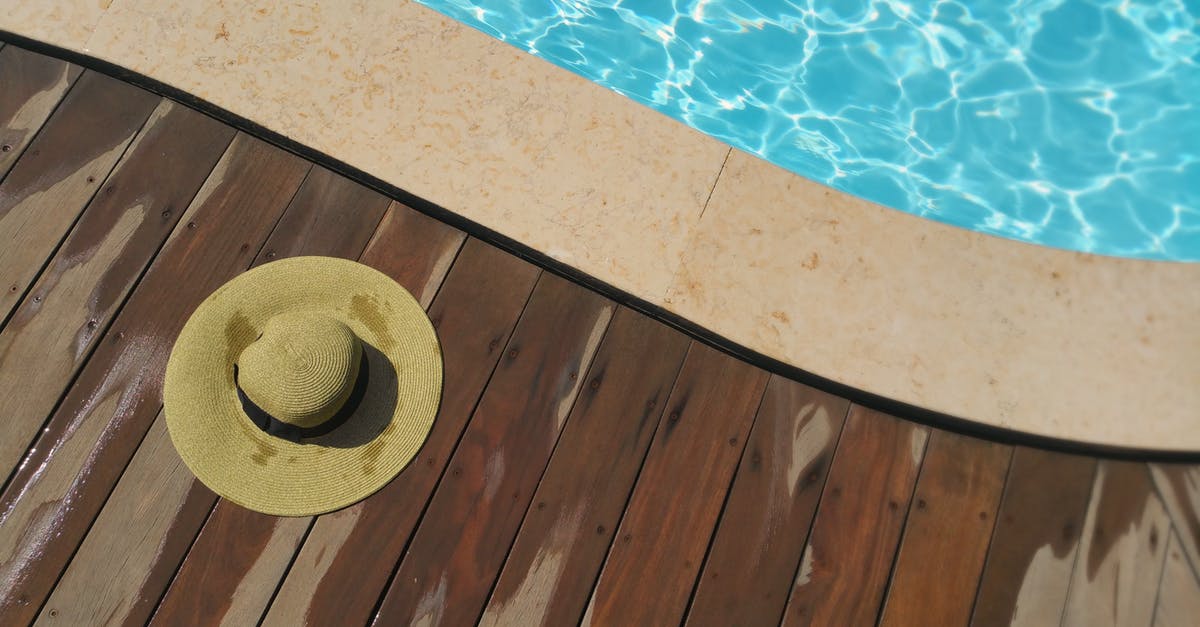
[0,71,158,327]
[0,134,309,625]
[0,100,234,482]
[36,167,390,627]
[970,447,1096,627]
[879,431,1011,627]
[154,204,471,627]
[581,343,769,626]
[1150,464,1200,582]
[259,237,533,627]
[1061,461,1171,627]
[478,308,690,627]
[0,45,81,180]
[370,273,615,627]
[780,406,928,627]
[1153,530,1200,627]
[35,413,215,626]
[685,376,849,627]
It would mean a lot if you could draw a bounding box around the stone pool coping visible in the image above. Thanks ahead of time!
[2,0,1196,452]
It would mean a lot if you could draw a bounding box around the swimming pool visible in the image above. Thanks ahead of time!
[417,0,1199,261]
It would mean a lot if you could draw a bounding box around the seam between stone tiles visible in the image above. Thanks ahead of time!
[697,147,732,223]
[661,147,733,306]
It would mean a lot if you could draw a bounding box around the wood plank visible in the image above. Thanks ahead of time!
[479,307,691,627]
[0,100,235,482]
[1149,464,1200,581]
[369,273,615,627]
[0,46,82,180]
[970,447,1097,627]
[0,134,309,625]
[580,343,770,627]
[153,204,473,627]
[879,431,1011,627]
[685,376,850,627]
[1061,461,1171,627]
[0,70,159,326]
[1153,530,1200,627]
[258,237,534,627]
[35,167,390,627]
[780,406,928,627]
[36,412,214,627]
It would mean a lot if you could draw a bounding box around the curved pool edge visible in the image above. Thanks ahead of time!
[2,0,1196,455]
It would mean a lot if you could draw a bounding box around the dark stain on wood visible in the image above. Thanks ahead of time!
[971,447,1096,626]
[0,134,308,626]
[686,375,850,627]
[0,101,233,482]
[479,307,690,626]
[0,45,82,179]
[583,343,769,626]
[780,406,927,627]
[371,273,613,627]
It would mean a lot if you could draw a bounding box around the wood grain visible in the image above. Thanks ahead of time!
[260,238,534,627]
[0,45,81,180]
[154,203,469,627]
[879,431,1011,627]
[370,273,614,627]
[479,307,690,627]
[0,134,309,626]
[36,412,216,627]
[780,406,928,627]
[581,343,769,627]
[36,166,390,627]
[970,447,1097,627]
[0,100,234,482]
[0,70,158,326]
[1153,530,1200,627]
[1061,461,1171,627]
[1149,464,1200,583]
[685,376,850,627]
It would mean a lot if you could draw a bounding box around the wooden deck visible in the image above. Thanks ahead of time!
[0,43,1197,627]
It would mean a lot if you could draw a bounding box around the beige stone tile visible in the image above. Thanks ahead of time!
[0,0,105,49]
[667,150,1200,451]
[79,0,728,298]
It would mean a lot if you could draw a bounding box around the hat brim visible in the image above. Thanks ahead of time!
[164,257,442,516]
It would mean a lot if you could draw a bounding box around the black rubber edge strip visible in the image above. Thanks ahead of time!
[3,30,1195,463]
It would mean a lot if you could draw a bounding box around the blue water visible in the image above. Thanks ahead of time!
[417,0,1200,261]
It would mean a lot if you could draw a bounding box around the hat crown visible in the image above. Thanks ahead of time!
[237,312,362,429]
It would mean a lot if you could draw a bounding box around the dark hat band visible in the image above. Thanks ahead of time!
[233,351,370,443]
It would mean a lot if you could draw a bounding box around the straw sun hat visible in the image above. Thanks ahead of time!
[164,257,442,516]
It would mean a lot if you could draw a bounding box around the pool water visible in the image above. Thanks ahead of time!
[417,0,1200,261]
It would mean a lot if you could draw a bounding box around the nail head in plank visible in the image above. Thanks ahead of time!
[260,238,535,627]
[581,343,769,627]
[479,307,690,627]
[0,70,159,326]
[1062,461,1171,627]
[0,46,82,180]
[370,273,614,627]
[0,134,309,626]
[40,164,392,626]
[0,99,234,481]
[780,406,928,627]
[686,375,850,627]
[154,200,470,627]
[970,447,1097,627]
